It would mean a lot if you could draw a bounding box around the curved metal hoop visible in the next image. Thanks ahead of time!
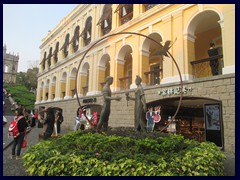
[74,32,183,133]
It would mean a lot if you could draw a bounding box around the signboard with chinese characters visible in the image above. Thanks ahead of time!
[158,86,193,96]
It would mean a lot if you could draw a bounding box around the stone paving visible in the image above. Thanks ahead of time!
[3,116,70,176]
[3,116,37,176]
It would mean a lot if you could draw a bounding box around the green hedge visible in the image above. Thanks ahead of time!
[23,131,226,176]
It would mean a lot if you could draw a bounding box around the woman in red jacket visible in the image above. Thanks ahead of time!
[11,107,28,160]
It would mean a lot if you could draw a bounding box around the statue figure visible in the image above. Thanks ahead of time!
[126,75,147,132]
[97,76,121,131]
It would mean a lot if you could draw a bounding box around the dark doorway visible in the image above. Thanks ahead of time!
[146,96,223,146]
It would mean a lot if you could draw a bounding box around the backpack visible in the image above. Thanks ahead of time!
[59,116,64,124]
[8,116,24,138]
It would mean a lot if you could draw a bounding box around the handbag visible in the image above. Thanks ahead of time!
[22,139,27,148]
[22,130,27,148]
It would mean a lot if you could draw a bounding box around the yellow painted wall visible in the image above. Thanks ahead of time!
[37,4,235,101]
[195,27,222,60]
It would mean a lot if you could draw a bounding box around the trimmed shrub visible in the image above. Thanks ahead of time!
[23,129,225,176]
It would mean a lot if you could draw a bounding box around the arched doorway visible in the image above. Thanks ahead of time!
[147,96,223,146]
[117,45,133,90]
[79,62,90,96]
[141,33,163,86]
[69,68,77,97]
[60,72,67,99]
[98,54,110,91]
[186,10,223,78]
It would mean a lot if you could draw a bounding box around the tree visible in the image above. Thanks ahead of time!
[16,67,38,90]
[26,67,38,90]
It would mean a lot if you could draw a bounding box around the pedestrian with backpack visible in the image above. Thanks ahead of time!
[10,107,28,160]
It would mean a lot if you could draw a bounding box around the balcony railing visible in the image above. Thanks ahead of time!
[190,54,223,78]
[119,76,132,90]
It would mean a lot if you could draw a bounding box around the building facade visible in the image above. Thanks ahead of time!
[3,44,19,83]
[35,4,235,154]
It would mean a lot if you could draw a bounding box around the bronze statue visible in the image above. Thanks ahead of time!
[97,76,121,131]
[126,75,147,132]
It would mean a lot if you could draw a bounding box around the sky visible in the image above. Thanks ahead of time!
[3,4,78,72]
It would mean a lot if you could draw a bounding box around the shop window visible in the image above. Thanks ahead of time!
[70,26,80,52]
[80,17,92,46]
[97,4,112,36]
[143,4,158,11]
[115,4,133,25]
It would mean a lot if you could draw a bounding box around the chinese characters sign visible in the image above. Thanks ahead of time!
[158,86,193,96]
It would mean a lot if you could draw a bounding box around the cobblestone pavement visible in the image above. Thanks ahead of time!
[3,116,235,176]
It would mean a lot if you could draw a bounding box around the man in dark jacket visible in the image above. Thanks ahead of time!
[208,42,219,76]
[43,107,55,140]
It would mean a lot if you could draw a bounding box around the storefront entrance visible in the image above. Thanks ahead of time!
[147,96,223,147]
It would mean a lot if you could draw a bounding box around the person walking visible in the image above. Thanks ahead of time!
[11,107,28,160]
[31,109,38,127]
[43,107,55,140]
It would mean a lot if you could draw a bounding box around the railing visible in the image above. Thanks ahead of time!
[144,68,162,85]
[82,86,88,96]
[119,76,132,90]
[190,54,223,78]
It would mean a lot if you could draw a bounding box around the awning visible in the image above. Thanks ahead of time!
[96,4,112,26]
[114,4,127,13]
[80,20,92,38]
[60,40,70,51]
[39,58,45,65]
[70,27,80,44]
[51,48,58,57]
[60,34,70,50]
[47,49,52,61]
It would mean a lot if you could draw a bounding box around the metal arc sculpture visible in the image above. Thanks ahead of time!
[74,32,183,133]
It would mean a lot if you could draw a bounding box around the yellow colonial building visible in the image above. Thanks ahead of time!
[36,4,235,155]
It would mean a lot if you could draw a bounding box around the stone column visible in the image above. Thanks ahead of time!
[140,49,150,86]
[220,5,235,74]
[161,15,173,84]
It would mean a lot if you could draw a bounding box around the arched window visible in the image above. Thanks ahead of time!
[40,52,47,70]
[53,42,59,64]
[80,17,92,46]
[60,34,70,58]
[47,47,52,67]
[70,26,80,52]
[97,4,112,36]
[115,4,133,25]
